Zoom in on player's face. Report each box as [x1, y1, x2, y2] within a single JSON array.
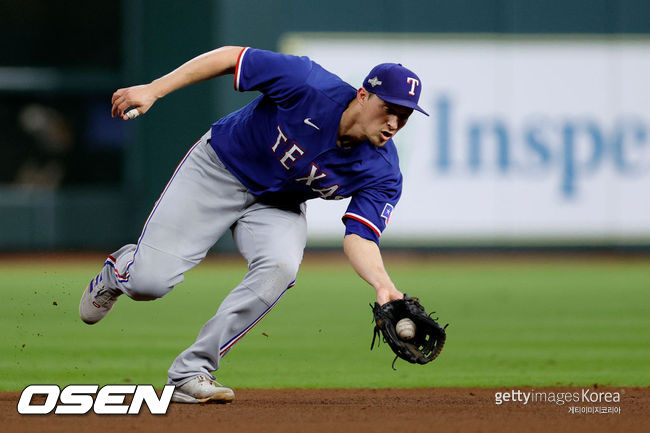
[[363, 93, 413, 147]]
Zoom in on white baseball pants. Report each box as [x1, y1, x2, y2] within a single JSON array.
[[99, 130, 307, 386]]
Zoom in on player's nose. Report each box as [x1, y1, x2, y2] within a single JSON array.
[[386, 115, 398, 131]]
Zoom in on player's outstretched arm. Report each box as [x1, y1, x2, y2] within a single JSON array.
[[111, 45, 244, 120], [343, 234, 404, 305]]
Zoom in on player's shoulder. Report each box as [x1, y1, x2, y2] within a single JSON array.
[[242, 48, 314, 76], [373, 139, 401, 170], [304, 61, 357, 106], [243, 48, 355, 102], [352, 141, 402, 192]]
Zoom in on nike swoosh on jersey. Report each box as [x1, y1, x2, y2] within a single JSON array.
[[303, 118, 320, 130]]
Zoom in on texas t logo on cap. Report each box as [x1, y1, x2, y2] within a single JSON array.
[[362, 63, 429, 116], [406, 77, 420, 96]]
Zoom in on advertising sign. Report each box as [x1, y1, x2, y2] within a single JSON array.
[[283, 35, 650, 244]]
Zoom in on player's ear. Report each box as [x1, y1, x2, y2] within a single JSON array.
[[357, 87, 370, 106]]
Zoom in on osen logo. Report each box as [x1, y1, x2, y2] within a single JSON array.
[[17, 384, 174, 415]]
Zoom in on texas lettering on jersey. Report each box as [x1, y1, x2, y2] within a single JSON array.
[[271, 125, 342, 199]]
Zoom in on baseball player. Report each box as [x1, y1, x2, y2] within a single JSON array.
[[79, 46, 428, 403]]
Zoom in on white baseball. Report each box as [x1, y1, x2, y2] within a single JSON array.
[[396, 318, 416, 341], [125, 108, 140, 119]]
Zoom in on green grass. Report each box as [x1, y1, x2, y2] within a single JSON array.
[[1, 256, 649, 390]]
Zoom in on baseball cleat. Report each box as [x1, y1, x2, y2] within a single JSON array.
[[79, 273, 121, 324], [171, 375, 235, 404]]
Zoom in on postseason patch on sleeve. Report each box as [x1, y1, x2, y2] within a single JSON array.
[[381, 203, 394, 224]]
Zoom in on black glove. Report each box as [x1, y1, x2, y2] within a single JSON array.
[[371, 294, 447, 369]]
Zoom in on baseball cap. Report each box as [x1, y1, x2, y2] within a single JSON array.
[[362, 63, 429, 116]]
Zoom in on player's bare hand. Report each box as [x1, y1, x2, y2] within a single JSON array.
[[111, 84, 158, 120], [376, 287, 404, 306]]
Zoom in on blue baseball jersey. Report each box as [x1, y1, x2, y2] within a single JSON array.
[[210, 47, 402, 243]]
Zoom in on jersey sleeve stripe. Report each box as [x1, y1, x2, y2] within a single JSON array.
[[234, 47, 250, 91], [343, 212, 382, 237]]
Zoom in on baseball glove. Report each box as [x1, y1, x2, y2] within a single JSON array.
[[370, 294, 447, 369]]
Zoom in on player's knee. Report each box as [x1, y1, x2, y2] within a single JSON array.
[[248, 257, 301, 304], [271, 258, 300, 286], [125, 267, 179, 301]]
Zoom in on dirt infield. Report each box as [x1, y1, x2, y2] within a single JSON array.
[[3, 387, 648, 433]]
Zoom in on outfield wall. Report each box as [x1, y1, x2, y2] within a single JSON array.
[[2, 0, 650, 250]]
